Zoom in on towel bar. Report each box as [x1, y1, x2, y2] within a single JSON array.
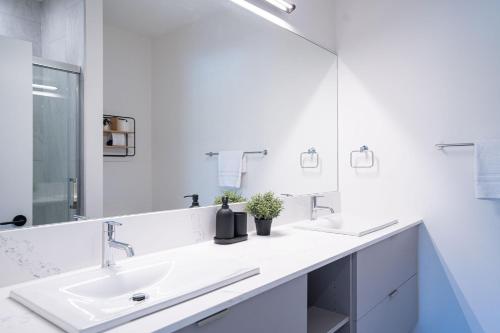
[[435, 143, 474, 150], [205, 150, 268, 157]]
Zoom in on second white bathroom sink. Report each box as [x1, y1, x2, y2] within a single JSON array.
[[295, 214, 398, 236], [10, 253, 259, 333]]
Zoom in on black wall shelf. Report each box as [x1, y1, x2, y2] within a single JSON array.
[[103, 115, 136, 157]]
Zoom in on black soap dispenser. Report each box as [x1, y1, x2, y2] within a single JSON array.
[[215, 196, 234, 240], [184, 194, 200, 208]]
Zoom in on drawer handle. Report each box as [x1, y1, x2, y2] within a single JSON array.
[[388, 289, 399, 298], [196, 309, 229, 327]]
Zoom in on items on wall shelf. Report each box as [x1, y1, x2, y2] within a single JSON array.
[[350, 145, 374, 168], [300, 147, 319, 168], [435, 142, 474, 150], [205, 150, 268, 157], [103, 115, 136, 157]]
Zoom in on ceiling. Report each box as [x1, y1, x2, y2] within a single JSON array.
[[103, 0, 228, 37]]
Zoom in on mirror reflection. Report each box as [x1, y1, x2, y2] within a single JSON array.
[[102, 0, 338, 216], [0, 0, 337, 228]]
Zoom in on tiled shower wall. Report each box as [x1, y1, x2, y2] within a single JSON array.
[[0, 0, 84, 65], [40, 0, 84, 65], [0, 0, 42, 56]]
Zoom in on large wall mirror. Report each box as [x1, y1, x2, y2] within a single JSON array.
[[102, 0, 338, 217], [0, 0, 337, 229]]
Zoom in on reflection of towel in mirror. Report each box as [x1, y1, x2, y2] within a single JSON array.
[[111, 133, 126, 146], [475, 140, 500, 199], [218, 151, 247, 188]]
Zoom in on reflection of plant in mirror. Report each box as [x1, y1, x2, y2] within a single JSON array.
[[245, 192, 284, 220], [214, 191, 247, 205]]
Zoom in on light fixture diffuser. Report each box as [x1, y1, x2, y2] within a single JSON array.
[[32, 83, 58, 91], [32, 90, 63, 98], [263, 0, 296, 13], [230, 0, 295, 31]]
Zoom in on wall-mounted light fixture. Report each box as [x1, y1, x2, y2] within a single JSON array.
[[263, 0, 296, 13], [230, 0, 295, 31]]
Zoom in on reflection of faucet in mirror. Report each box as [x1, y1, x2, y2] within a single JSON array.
[[310, 195, 335, 220], [184, 194, 200, 208], [102, 221, 135, 268]]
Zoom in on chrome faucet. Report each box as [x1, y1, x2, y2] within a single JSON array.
[[310, 195, 335, 220], [102, 221, 135, 268]]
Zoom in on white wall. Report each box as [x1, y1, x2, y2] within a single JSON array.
[[151, 11, 338, 210], [0, 36, 33, 227], [335, 0, 500, 332], [103, 25, 153, 217], [240, 0, 336, 52]]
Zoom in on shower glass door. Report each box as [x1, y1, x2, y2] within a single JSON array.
[[32, 63, 80, 225]]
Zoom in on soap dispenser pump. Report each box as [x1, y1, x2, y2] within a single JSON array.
[[184, 194, 200, 208], [215, 196, 234, 240]]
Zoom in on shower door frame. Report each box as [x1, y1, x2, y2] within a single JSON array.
[[32, 56, 84, 223]]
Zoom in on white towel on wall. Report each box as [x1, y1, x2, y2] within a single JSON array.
[[218, 151, 246, 188], [475, 140, 500, 199], [111, 133, 126, 146]]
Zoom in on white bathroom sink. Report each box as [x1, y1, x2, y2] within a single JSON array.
[[295, 214, 398, 236], [10, 254, 259, 333]]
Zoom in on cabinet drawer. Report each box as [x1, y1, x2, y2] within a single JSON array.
[[356, 274, 418, 333], [172, 275, 307, 333], [355, 227, 418, 319]]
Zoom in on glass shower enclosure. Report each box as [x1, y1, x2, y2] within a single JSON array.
[[32, 58, 81, 225]]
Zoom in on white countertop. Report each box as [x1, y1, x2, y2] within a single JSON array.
[[0, 218, 422, 333]]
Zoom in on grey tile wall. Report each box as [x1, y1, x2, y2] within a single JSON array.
[[40, 0, 84, 65], [0, 0, 42, 56], [0, 0, 84, 65]]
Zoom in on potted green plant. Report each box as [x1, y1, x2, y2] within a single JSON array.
[[214, 191, 247, 205], [245, 192, 284, 236]]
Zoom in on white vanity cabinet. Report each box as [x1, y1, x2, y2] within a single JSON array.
[[353, 227, 418, 333], [172, 276, 307, 333], [172, 226, 418, 333]]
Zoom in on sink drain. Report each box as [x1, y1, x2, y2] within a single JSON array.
[[131, 293, 148, 302]]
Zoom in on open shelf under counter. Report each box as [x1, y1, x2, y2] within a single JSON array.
[[308, 307, 349, 333]]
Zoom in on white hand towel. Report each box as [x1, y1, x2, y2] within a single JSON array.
[[218, 151, 246, 188], [475, 140, 500, 199], [111, 133, 126, 146]]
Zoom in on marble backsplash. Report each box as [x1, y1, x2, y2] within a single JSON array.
[[0, 193, 340, 287]]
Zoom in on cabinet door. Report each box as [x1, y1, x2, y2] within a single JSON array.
[[356, 274, 418, 333], [173, 275, 307, 333], [355, 227, 418, 319]]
